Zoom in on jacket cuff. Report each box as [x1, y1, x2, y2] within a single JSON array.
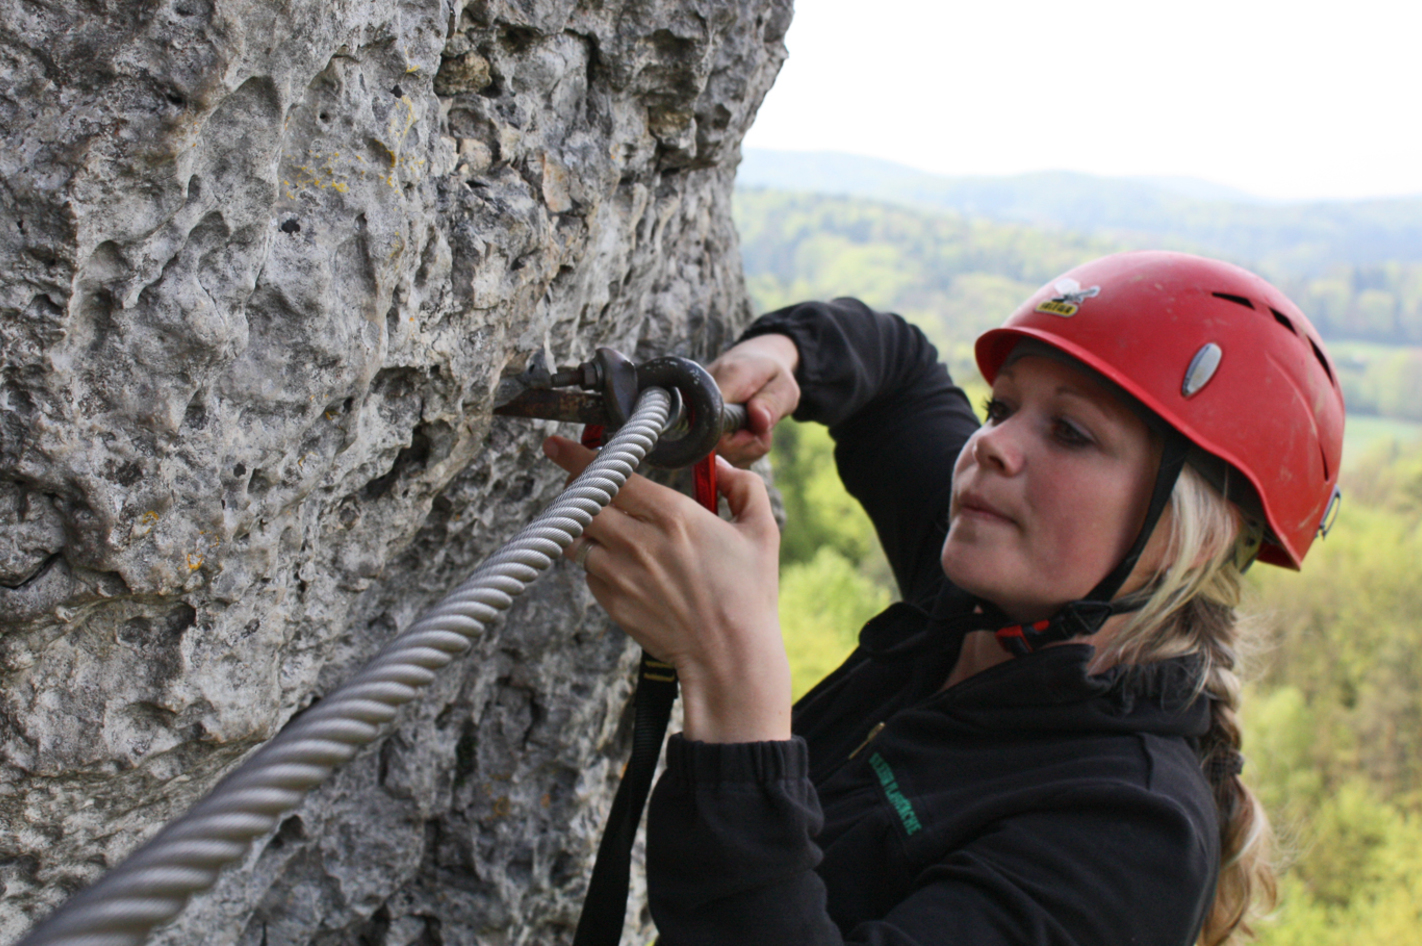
[[737, 302, 863, 425], [663, 733, 811, 788]]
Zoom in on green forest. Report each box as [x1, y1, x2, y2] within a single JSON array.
[[735, 188, 1422, 441], [737, 184, 1422, 943]]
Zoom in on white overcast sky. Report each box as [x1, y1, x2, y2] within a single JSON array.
[[742, 0, 1422, 201]]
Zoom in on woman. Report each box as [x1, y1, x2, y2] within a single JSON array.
[[544, 252, 1345, 945]]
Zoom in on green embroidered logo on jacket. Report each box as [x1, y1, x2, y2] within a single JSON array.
[[868, 752, 923, 835]]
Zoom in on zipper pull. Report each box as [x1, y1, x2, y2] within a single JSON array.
[[847, 721, 886, 761]]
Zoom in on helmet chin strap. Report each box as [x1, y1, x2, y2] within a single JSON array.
[[994, 433, 1190, 657]]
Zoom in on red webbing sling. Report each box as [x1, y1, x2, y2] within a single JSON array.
[[572, 426, 718, 946]]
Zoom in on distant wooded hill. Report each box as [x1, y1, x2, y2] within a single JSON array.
[[732, 185, 1422, 424], [737, 149, 1422, 274]]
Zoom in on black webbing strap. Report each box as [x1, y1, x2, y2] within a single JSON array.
[[573, 438, 717, 945], [572, 653, 678, 946]]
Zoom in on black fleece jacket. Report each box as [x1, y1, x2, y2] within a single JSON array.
[[644, 300, 1219, 946]]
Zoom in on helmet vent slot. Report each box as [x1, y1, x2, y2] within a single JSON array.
[[1270, 308, 1298, 335], [1212, 291, 1255, 309], [1309, 337, 1337, 387]]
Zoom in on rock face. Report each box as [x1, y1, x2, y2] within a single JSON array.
[[0, 0, 789, 942]]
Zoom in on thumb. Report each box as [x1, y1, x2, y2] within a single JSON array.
[[746, 398, 779, 437], [745, 373, 798, 435], [715, 456, 777, 538]]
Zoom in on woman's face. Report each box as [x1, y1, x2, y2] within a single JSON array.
[[941, 354, 1162, 623]]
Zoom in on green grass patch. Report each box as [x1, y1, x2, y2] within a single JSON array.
[[1343, 414, 1422, 468]]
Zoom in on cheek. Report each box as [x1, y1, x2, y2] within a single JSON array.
[[1041, 469, 1148, 567], [952, 432, 977, 479], [942, 434, 982, 557]]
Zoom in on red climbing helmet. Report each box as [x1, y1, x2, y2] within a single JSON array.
[[976, 251, 1345, 570]]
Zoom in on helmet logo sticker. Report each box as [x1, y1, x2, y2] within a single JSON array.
[[1182, 342, 1223, 398], [1035, 279, 1101, 317]]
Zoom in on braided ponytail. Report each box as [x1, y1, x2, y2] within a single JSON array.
[[1184, 597, 1276, 945], [1102, 465, 1277, 945]]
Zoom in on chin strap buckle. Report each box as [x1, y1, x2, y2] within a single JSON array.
[[994, 600, 1117, 657], [994, 619, 1052, 657]]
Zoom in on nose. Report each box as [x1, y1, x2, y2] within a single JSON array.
[[971, 418, 1024, 475]]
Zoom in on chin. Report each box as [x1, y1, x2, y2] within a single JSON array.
[[941, 541, 1002, 602], [940, 540, 1042, 622]]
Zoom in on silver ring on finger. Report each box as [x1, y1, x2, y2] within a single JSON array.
[[574, 539, 597, 568]]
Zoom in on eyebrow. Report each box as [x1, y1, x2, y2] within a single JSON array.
[[999, 366, 1123, 420], [1049, 386, 1144, 435], [1053, 385, 1146, 435]]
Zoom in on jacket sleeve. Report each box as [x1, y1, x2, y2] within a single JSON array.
[[646, 738, 1214, 946], [739, 300, 979, 606]]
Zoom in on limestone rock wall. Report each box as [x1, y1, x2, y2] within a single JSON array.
[[0, 0, 790, 942]]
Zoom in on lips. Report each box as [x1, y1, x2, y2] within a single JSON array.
[[955, 490, 1016, 526]]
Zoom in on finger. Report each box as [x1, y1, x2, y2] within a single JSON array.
[[543, 435, 597, 477], [711, 365, 783, 434], [566, 536, 597, 567], [746, 373, 798, 433], [544, 435, 668, 500], [579, 492, 657, 553], [716, 428, 771, 468], [601, 464, 711, 526], [545, 434, 690, 522], [747, 399, 772, 436], [572, 521, 660, 588], [719, 401, 771, 442], [543, 438, 655, 545], [712, 338, 800, 422], [708, 353, 774, 406], [715, 456, 778, 539]]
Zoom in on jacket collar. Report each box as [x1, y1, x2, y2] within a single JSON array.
[[861, 585, 1211, 739]]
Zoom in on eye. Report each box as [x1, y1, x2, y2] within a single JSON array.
[[981, 396, 1011, 424], [1051, 416, 1092, 448]]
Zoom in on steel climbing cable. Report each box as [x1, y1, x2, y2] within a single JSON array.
[[15, 387, 674, 946]]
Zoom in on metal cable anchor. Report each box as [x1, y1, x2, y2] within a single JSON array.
[[493, 348, 748, 468]]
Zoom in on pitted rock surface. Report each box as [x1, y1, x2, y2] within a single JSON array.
[[0, 0, 790, 942]]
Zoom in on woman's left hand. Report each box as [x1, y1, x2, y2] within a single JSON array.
[[543, 436, 792, 744]]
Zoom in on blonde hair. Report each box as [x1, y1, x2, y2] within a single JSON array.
[[1099, 463, 1278, 946]]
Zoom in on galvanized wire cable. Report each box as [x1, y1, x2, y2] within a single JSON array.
[[15, 387, 673, 946]]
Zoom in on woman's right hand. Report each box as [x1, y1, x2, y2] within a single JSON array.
[[545, 438, 792, 743], [708, 333, 801, 467]]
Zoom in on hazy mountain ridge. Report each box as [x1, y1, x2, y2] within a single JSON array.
[[737, 149, 1422, 274]]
